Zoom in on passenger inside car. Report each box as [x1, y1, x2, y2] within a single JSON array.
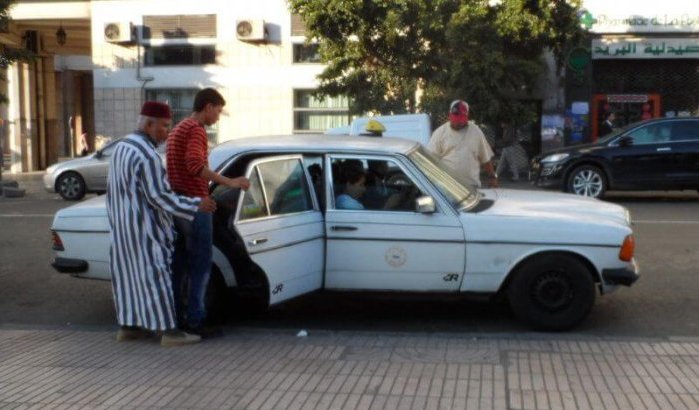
[[363, 160, 391, 209], [335, 160, 367, 210], [333, 158, 419, 211]]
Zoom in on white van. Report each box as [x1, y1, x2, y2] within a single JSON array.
[[326, 113, 432, 146]]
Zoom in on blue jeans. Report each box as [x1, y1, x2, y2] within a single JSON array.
[[173, 211, 212, 328]]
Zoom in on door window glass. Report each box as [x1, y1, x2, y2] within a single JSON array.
[[258, 159, 314, 216], [627, 123, 672, 144], [239, 169, 268, 221], [330, 157, 423, 212], [99, 140, 120, 156], [671, 120, 699, 142]]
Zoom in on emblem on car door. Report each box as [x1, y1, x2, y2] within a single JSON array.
[[385, 246, 407, 268], [442, 273, 459, 282], [272, 283, 283, 295]]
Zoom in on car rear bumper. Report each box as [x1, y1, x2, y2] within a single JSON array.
[[52, 257, 88, 274], [602, 263, 639, 287]]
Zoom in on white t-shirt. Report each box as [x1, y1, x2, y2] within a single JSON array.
[[427, 122, 494, 187]]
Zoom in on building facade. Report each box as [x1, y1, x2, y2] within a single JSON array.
[[573, 0, 699, 142], [3, 0, 348, 174], [6, 1, 697, 172]]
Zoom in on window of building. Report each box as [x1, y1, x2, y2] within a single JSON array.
[[293, 90, 351, 133], [143, 44, 216, 66], [143, 14, 217, 39], [145, 89, 219, 144], [293, 43, 320, 63]]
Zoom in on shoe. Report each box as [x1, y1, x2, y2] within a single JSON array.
[[160, 330, 201, 347], [185, 325, 224, 339], [116, 326, 154, 342]]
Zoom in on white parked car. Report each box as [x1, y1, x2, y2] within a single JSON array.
[[50, 134, 639, 330]]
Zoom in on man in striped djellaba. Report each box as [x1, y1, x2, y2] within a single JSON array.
[[106, 101, 217, 347]]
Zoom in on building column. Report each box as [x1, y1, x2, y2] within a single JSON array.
[[42, 57, 59, 167], [6, 63, 23, 174], [19, 61, 39, 172]]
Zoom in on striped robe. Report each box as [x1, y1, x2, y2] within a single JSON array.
[[106, 132, 200, 331]]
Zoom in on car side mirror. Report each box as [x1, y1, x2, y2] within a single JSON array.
[[415, 195, 436, 214], [94, 150, 104, 159], [618, 136, 633, 147]]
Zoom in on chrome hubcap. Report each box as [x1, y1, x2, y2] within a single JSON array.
[[59, 176, 81, 198], [572, 170, 603, 197]]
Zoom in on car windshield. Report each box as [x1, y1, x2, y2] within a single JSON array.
[[408, 147, 479, 211]]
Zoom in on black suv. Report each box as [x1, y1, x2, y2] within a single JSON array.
[[530, 117, 699, 198]]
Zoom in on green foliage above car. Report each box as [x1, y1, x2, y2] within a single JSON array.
[[288, 0, 585, 125]]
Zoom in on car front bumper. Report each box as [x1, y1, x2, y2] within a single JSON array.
[[529, 160, 567, 189], [52, 257, 88, 274], [43, 172, 56, 192], [602, 261, 639, 287]]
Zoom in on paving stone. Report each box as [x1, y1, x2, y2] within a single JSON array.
[[1, 328, 699, 409]]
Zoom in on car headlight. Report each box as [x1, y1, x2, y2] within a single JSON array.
[[541, 153, 570, 163], [45, 164, 58, 174]]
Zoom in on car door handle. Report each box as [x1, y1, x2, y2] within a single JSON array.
[[656, 147, 671, 152], [248, 238, 268, 246], [331, 225, 358, 231]]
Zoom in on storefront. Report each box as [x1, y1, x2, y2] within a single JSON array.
[[583, 1, 699, 141]]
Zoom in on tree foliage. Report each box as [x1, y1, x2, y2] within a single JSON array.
[[289, 0, 584, 125]]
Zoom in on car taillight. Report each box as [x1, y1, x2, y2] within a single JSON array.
[[52, 230, 64, 251], [619, 235, 634, 262]]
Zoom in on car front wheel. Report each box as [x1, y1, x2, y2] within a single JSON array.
[[566, 165, 606, 198], [507, 253, 596, 331], [56, 172, 86, 201]]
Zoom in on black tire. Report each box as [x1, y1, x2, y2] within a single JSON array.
[[56, 172, 86, 201], [566, 165, 606, 199], [205, 267, 230, 325], [507, 253, 596, 331]]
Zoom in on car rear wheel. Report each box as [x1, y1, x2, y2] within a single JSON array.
[[566, 165, 606, 198], [56, 172, 86, 201], [507, 253, 596, 331]]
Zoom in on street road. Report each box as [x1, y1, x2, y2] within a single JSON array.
[[1, 182, 698, 338]]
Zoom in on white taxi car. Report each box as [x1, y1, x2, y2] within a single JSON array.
[[50, 135, 639, 330]]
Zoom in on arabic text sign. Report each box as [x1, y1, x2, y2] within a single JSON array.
[[592, 38, 699, 59], [589, 14, 699, 33]]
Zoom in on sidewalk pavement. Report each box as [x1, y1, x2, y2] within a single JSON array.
[[1, 326, 698, 409]]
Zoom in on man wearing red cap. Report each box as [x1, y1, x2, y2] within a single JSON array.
[[167, 88, 249, 338], [428, 100, 498, 188], [106, 101, 217, 346]]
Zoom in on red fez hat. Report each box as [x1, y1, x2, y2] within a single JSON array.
[[140, 101, 172, 119]]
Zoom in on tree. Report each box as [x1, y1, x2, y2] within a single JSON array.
[[289, 0, 585, 125]]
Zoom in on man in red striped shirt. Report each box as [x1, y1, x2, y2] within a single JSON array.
[[167, 88, 249, 337]]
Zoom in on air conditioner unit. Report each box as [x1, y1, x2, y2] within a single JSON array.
[[103, 22, 133, 43], [236, 19, 267, 42]]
